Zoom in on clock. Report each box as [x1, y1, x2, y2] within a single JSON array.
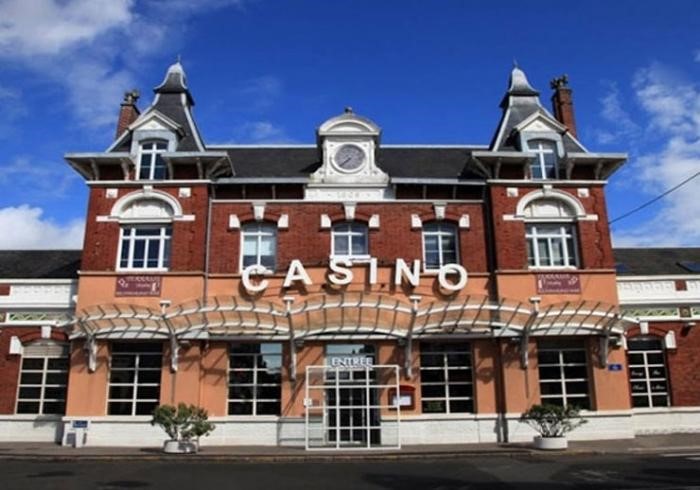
[[333, 144, 365, 171]]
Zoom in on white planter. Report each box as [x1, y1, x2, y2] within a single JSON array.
[[162, 440, 198, 454], [533, 436, 568, 450]]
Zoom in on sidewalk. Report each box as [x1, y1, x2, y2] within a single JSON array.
[[1, 434, 699, 462]]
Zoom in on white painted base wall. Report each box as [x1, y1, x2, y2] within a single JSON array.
[[631, 407, 700, 435], [57, 410, 642, 447], [0, 415, 63, 443]]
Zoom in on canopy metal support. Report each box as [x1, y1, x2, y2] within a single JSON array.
[[284, 296, 297, 382], [598, 313, 621, 368], [162, 316, 180, 372], [404, 295, 421, 379]]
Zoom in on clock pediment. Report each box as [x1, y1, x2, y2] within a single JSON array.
[[307, 108, 391, 201]]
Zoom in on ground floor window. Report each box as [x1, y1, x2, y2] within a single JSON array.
[[419, 342, 473, 413], [627, 337, 670, 408], [108, 343, 163, 415], [538, 339, 590, 409], [16, 342, 69, 415], [228, 343, 282, 415]]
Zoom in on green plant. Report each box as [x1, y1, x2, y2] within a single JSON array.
[[151, 403, 215, 442], [520, 403, 587, 438]]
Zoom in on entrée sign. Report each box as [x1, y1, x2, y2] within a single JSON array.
[[241, 258, 468, 295], [115, 276, 162, 297], [330, 356, 374, 368]]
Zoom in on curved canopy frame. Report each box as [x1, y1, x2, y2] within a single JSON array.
[[66, 294, 637, 377]]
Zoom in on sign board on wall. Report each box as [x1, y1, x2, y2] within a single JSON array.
[[536, 273, 581, 294], [115, 276, 162, 297]]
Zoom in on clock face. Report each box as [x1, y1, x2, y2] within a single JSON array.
[[333, 144, 365, 171]]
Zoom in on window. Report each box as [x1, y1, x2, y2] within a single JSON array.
[[228, 344, 282, 415], [108, 343, 162, 416], [526, 224, 577, 268], [538, 340, 590, 409], [422, 223, 459, 270], [527, 139, 558, 179], [16, 342, 69, 415], [119, 226, 172, 270], [138, 141, 168, 180], [331, 222, 368, 259], [420, 343, 473, 414], [241, 223, 277, 271], [628, 337, 670, 408]]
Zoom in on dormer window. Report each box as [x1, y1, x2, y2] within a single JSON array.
[[527, 139, 558, 179], [138, 140, 168, 180]]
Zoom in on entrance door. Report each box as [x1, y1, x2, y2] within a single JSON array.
[[304, 344, 401, 450]]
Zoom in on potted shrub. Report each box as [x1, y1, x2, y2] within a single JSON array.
[[151, 403, 215, 454], [520, 403, 587, 450]]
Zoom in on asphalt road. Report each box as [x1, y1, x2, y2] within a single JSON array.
[[2, 453, 700, 489]]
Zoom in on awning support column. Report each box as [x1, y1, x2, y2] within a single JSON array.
[[284, 296, 297, 382], [162, 316, 180, 372], [598, 313, 621, 369], [520, 297, 541, 369], [404, 295, 421, 379]]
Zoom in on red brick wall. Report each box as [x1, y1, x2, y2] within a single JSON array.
[[627, 321, 700, 407], [81, 185, 209, 272], [208, 202, 488, 274], [0, 328, 69, 415], [488, 185, 614, 270]]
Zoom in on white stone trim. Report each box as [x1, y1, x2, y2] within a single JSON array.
[[277, 214, 289, 229], [228, 214, 240, 229], [178, 187, 191, 198], [105, 188, 118, 199], [368, 214, 380, 229], [577, 188, 590, 198], [252, 202, 266, 221], [343, 202, 356, 221], [433, 202, 446, 220], [411, 214, 422, 229], [459, 215, 470, 229], [506, 187, 519, 197], [320, 214, 332, 229]]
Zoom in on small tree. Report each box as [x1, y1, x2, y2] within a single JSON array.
[[520, 404, 587, 438], [151, 403, 215, 442]]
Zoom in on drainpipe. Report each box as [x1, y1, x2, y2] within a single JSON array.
[[203, 191, 213, 306]]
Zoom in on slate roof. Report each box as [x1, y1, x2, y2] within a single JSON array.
[[0, 250, 81, 279], [217, 146, 485, 179], [614, 248, 700, 276]]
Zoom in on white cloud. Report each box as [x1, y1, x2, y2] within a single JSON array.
[[0, 0, 245, 129], [227, 121, 297, 144], [0, 0, 133, 56], [595, 82, 640, 144], [0, 205, 84, 249], [612, 62, 700, 247]]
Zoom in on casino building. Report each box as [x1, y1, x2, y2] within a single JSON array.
[[0, 62, 699, 449]]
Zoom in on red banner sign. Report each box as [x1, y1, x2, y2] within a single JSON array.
[[536, 273, 581, 294], [115, 276, 162, 297]]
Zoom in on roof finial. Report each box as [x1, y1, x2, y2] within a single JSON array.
[[513, 58, 518, 69], [344, 106, 353, 114], [176, 54, 182, 64]]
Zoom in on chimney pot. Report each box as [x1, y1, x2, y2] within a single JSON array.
[[550, 75, 577, 138], [116, 89, 141, 139]]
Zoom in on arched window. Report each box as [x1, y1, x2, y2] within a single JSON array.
[[524, 198, 578, 268], [331, 222, 368, 259], [422, 222, 459, 271], [240, 223, 277, 271], [16, 341, 69, 415], [115, 194, 176, 271], [527, 139, 558, 179], [627, 337, 670, 408], [138, 140, 168, 180]]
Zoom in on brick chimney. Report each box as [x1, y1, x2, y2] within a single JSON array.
[[116, 89, 140, 139], [550, 75, 577, 138]]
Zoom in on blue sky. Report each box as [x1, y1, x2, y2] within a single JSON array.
[[0, 0, 699, 248]]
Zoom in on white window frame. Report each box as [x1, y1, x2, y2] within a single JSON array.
[[419, 343, 474, 414], [137, 140, 168, 180], [107, 344, 162, 416], [228, 343, 283, 416], [330, 222, 369, 260], [538, 344, 590, 409], [627, 338, 670, 408], [240, 223, 277, 273], [526, 223, 578, 269], [117, 225, 172, 271], [527, 139, 558, 180], [422, 222, 459, 271], [15, 349, 68, 415]]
